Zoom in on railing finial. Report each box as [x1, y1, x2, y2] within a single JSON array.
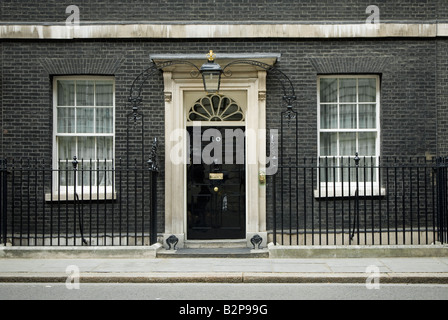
[[72, 156, 78, 170], [354, 152, 360, 167]]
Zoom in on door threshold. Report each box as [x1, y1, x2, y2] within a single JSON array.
[[184, 239, 247, 249], [157, 247, 269, 259]]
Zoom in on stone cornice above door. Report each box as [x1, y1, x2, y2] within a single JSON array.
[[151, 53, 280, 79]]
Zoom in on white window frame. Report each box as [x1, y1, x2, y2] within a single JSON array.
[[50, 76, 116, 200], [316, 75, 382, 197]]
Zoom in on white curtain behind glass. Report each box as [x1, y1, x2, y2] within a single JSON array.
[[319, 77, 377, 158], [56, 79, 114, 187], [319, 77, 378, 182]]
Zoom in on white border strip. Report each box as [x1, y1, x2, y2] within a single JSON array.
[[0, 23, 447, 39]]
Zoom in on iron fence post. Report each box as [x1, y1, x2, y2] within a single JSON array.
[[72, 156, 78, 245], [272, 171, 277, 245], [350, 153, 361, 245], [436, 158, 441, 243], [445, 158, 448, 244], [436, 157, 448, 244], [148, 138, 159, 245], [0, 159, 7, 245]]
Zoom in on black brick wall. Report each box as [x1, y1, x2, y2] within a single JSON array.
[[1, 39, 442, 159], [0, 38, 446, 235], [0, 42, 3, 156], [437, 40, 448, 156], [0, 0, 445, 23], [1, 0, 448, 238]]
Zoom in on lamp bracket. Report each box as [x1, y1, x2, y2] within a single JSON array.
[[128, 56, 297, 113]]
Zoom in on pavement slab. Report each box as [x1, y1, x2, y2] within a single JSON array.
[[1, 257, 448, 284]]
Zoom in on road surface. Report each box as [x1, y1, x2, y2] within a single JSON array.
[[1, 283, 447, 300]]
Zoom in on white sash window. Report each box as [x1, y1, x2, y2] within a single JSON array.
[[318, 75, 380, 193], [52, 76, 115, 198]]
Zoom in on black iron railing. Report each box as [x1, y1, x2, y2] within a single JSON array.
[[2, 152, 448, 247], [0, 155, 159, 246], [270, 155, 448, 246]]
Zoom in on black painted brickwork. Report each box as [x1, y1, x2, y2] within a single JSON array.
[[0, 39, 443, 157], [0, 38, 447, 234], [0, 0, 447, 23], [437, 40, 448, 156]]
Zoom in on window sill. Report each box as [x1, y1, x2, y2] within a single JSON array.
[[45, 192, 117, 202], [314, 186, 386, 199]]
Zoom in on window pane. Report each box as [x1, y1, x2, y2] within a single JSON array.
[[339, 78, 357, 103], [57, 81, 75, 106], [340, 104, 357, 129], [359, 132, 376, 156], [58, 138, 77, 187], [359, 104, 376, 129], [319, 157, 336, 183], [76, 108, 95, 133], [76, 80, 94, 106], [341, 157, 357, 183], [359, 157, 377, 182], [320, 133, 337, 156], [58, 137, 76, 160], [97, 161, 113, 187], [78, 160, 94, 187], [320, 104, 338, 129], [317, 76, 379, 184], [320, 78, 338, 103], [358, 78, 377, 102], [55, 78, 115, 188], [58, 161, 74, 187], [96, 108, 113, 133], [78, 137, 96, 160], [95, 81, 114, 106], [57, 107, 75, 133], [97, 137, 113, 160], [340, 133, 356, 156]]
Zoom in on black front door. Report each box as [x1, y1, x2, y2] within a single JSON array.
[[187, 126, 246, 239]]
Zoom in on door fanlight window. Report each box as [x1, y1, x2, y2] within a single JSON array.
[[187, 94, 245, 122]]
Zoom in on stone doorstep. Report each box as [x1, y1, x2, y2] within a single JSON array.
[[157, 247, 269, 258]]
